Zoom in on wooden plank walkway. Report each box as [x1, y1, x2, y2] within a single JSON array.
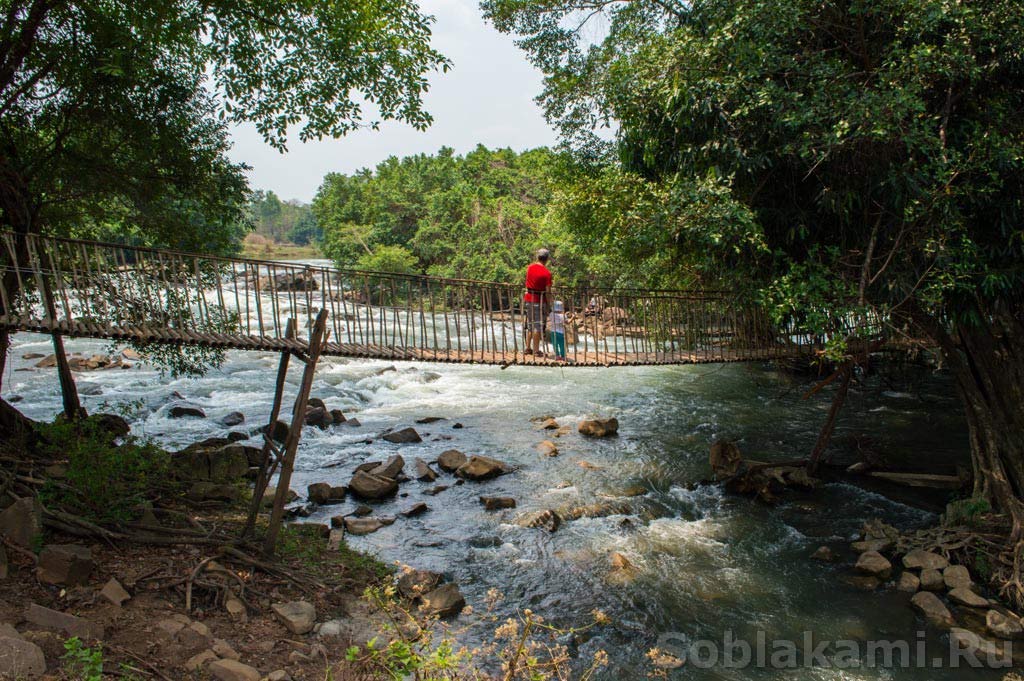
[[0, 231, 882, 367]]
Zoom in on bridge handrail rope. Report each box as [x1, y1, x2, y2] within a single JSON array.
[[0, 230, 888, 367]]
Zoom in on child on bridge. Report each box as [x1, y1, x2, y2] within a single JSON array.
[[547, 300, 567, 362]]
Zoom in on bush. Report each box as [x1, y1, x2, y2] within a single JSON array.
[[37, 419, 174, 523]]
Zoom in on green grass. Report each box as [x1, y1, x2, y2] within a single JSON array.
[[275, 523, 390, 581]]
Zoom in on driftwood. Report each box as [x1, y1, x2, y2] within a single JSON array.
[[867, 471, 965, 489]]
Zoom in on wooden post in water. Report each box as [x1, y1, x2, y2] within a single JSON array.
[[263, 309, 328, 555], [241, 317, 297, 539], [39, 252, 82, 420]]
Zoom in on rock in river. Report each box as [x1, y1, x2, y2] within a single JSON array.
[[420, 583, 465, 618], [480, 496, 516, 510], [415, 458, 437, 481], [455, 455, 512, 481], [578, 418, 618, 438], [383, 428, 422, 444], [348, 471, 399, 500], [437, 449, 467, 473]]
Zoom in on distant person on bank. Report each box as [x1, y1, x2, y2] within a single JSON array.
[[523, 249, 552, 357]]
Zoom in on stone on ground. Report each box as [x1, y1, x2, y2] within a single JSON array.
[[36, 544, 94, 586], [897, 571, 921, 593], [910, 591, 955, 628], [986, 609, 1024, 640], [455, 455, 511, 481], [185, 649, 218, 671], [100, 577, 131, 606], [920, 568, 945, 592], [902, 549, 949, 571], [420, 583, 466, 618], [855, 551, 892, 579], [0, 497, 43, 548], [209, 658, 262, 681], [348, 470, 399, 500], [948, 587, 989, 608], [437, 449, 467, 472], [225, 594, 248, 622], [382, 428, 422, 444], [578, 418, 619, 438], [0, 635, 46, 677], [943, 565, 973, 591], [271, 601, 316, 635], [25, 603, 103, 639]]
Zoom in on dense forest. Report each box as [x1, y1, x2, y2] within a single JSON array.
[[247, 190, 320, 245]]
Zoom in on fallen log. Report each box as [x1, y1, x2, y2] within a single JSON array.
[[867, 471, 965, 490]]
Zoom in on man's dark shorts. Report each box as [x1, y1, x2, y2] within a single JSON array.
[[525, 302, 544, 332]]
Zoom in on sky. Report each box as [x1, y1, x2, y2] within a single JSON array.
[[227, 0, 559, 203]]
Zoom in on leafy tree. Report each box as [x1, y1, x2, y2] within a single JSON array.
[[356, 244, 419, 274], [486, 0, 1024, 534]]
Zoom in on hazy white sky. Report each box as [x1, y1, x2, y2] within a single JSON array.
[[227, 0, 558, 203]]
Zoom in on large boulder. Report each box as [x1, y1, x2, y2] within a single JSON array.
[[437, 450, 467, 473], [578, 418, 619, 438], [25, 603, 103, 639], [414, 458, 437, 482], [348, 471, 399, 500], [910, 591, 955, 628], [0, 497, 43, 548], [455, 456, 512, 481], [420, 583, 465, 618], [383, 428, 422, 444], [36, 544, 94, 586], [220, 411, 245, 427], [169, 405, 206, 419], [307, 483, 332, 505], [271, 601, 316, 635], [0, 636, 46, 677]]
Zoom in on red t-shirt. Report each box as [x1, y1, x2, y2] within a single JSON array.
[[524, 262, 552, 303]]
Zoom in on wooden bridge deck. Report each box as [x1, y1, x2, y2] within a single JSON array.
[[0, 232, 879, 367]]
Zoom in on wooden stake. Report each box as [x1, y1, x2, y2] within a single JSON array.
[[808, 360, 853, 474], [263, 309, 328, 555], [241, 318, 296, 539]]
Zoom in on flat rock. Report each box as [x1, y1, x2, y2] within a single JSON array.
[[0, 497, 43, 548], [100, 578, 131, 606], [943, 565, 973, 591], [949, 587, 989, 608], [25, 603, 103, 639], [986, 609, 1024, 640], [225, 594, 247, 623], [271, 601, 316, 635], [209, 658, 262, 681], [344, 517, 388, 535], [348, 470, 399, 500], [36, 544, 94, 586], [437, 450, 467, 473], [420, 583, 465, 618], [855, 551, 892, 579], [903, 550, 949, 571], [920, 568, 945, 592], [578, 418, 618, 438], [897, 571, 921, 593], [455, 455, 512, 481], [423, 485, 449, 496], [397, 569, 442, 600], [911, 591, 955, 628], [382, 428, 421, 444], [416, 417, 445, 424], [414, 458, 437, 482], [0, 636, 46, 677], [480, 496, 516, 511]]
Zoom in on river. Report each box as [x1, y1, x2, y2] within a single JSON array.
[[2, 329, 1007, 679]]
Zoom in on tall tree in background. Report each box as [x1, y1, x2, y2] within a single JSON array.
[[486, 0, 1024, 534]]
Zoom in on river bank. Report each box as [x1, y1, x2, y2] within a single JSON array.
[[2, 331, 1015, 679]]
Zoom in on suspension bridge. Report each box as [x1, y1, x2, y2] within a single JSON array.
[[0, 231, 879, 368]]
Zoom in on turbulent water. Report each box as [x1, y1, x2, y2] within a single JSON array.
[[2, 329, 1006, 679]]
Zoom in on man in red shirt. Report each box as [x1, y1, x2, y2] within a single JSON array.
[[523, 248, 552, 356]]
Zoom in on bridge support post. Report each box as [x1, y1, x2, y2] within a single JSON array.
[[263, 309, 329, 556], [241, 318, 297, 539], [52, 332, 83, 420]]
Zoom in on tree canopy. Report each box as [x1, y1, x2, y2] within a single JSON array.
[[0, 0, 449, 250]]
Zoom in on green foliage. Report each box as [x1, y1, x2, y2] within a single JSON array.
[[63, 637, 103, 681], [275, 524, 390, 580], [944, 497, 993, 528], [485, 0, 1024, 332], [37, 420, 174, 524], [247, 190, 321, 245]]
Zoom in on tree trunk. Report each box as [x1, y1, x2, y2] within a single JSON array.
[[919, 304, 1024, 539]]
